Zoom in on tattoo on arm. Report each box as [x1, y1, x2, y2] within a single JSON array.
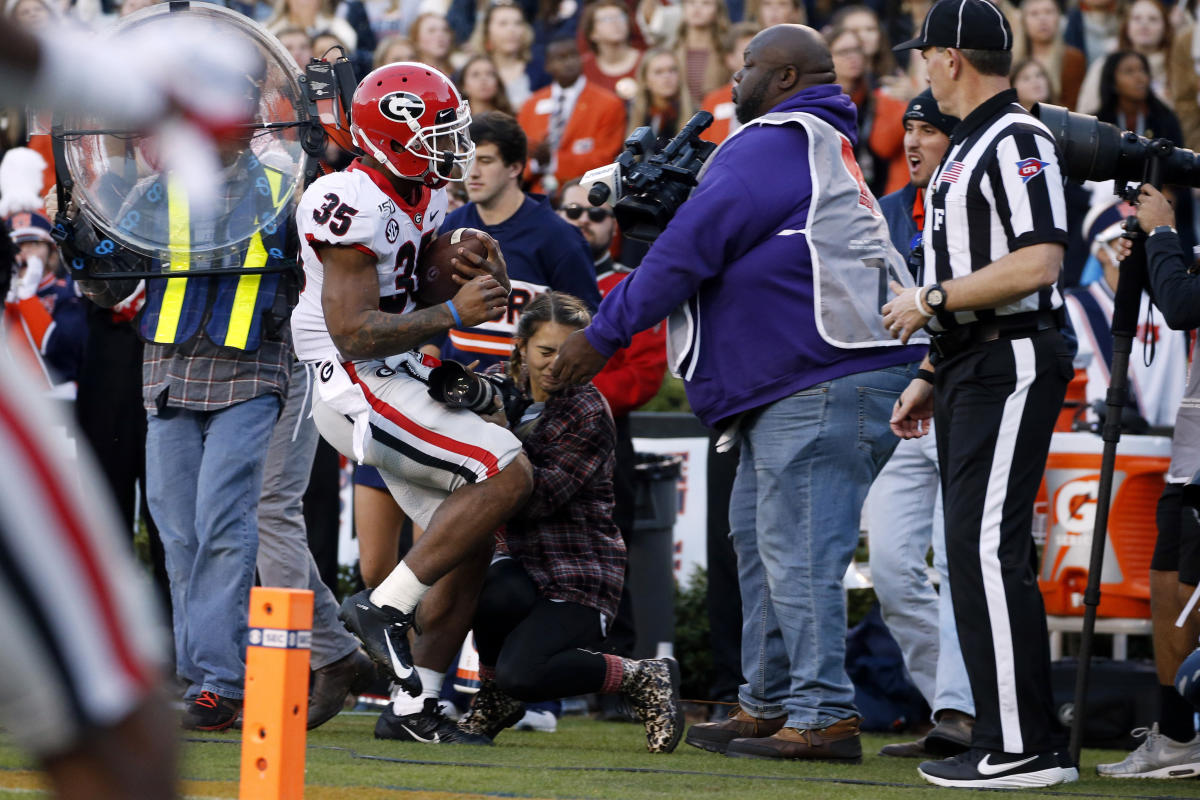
[[334, 304, 455, 360], [321, 242, 454, 360]]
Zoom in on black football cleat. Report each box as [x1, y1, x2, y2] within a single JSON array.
[[337, 589, 421, 697], [376, 697, 494, 745]]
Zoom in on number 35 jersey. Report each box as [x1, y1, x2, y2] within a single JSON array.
[[291, 159, 447, 363]]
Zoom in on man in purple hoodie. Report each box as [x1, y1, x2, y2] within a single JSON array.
[[551, 24, 926, 762]]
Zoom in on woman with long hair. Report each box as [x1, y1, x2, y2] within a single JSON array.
[[455, 53, 516, 115], [673, 0, 731, 106], [1096, 50, 1194, 255], [1078, 0, 1173, 113], [828, 26, 906, 197], [744, 0, 804, 27], [372, 33, 417, 67], [454, 292, 684, 752], [1010, 57, 1056, 110], [627, 48, 695, 145], [1011, 0, 1086, 110], [475, 0, 547, 109], [408, 11, 459, 77], [580, 0, 642, 100]]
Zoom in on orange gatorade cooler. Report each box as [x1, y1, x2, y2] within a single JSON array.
[[1038, 432, 1171, 619]]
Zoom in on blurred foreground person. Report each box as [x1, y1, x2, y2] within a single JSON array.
[[0, 236, 175, 800]]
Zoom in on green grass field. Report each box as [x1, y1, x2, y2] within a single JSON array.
[[3, 711, 1200, 799]]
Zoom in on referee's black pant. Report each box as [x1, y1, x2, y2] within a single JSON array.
[[934, 328, 1072, 754]]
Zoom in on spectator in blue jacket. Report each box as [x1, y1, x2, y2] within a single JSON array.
[[870, 90, 977, 761], [551, 23, 924, 762]]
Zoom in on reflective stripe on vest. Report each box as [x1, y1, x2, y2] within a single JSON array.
[[143, 167, 288, 349]]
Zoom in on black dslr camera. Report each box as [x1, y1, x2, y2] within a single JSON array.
[[426, 360, 527, 427], [1034, 104, 1200, 190], [580, 111, 719, 243]]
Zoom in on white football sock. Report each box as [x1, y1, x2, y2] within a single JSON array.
[[391, 668, 446, 715], [370, 561, 430, 614]]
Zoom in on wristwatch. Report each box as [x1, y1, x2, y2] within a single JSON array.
[[1149, 225, 1177, 238], [923, 283, 948, 313]]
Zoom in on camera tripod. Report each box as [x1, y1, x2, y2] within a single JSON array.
[[1068, 150, 1168, 766]]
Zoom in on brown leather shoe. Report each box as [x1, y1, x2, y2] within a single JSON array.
[[684, 708, 787, 754], [879, 736, 931, 758], [923, 709, 973, 756], [725, 716, 863, 763], [307, 647, 376, 730]]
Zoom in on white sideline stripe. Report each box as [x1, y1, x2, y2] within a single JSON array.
[[981, 337, 1036, 754]]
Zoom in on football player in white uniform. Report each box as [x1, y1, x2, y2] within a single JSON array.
[[290, 64, 533, 738]]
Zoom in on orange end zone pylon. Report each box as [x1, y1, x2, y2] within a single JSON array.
[[239, 587, 314, 800]]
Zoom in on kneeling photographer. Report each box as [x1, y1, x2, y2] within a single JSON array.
[[453, 292, 684, 753], [551, 24, 924, 762], [1099, 183, 1200, 778]]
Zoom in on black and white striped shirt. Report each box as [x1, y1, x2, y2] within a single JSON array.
[[923, 89, 1067, 332]]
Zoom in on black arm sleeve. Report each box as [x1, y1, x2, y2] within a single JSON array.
[[1144, 232, 1200, 330]]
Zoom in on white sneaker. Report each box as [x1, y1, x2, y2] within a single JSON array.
[[1096, 724, 1200, 779], [514, 709, 558, 733]]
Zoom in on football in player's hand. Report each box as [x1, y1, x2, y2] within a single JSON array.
[[415, 228, 490, 306]]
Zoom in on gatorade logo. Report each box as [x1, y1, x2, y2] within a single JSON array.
[[1053, 475, 1099, 537]]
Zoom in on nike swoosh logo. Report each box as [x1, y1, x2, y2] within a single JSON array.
[[399, 723, 438, 743], [977, 754, 1039, 775], [384, 629, 414, 679]]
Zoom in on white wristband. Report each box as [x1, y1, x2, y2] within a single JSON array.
[[915, 286, 934, 318]]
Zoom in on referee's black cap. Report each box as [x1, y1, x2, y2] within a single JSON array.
[[903, 90, 960, 137], [893, 0, 1013, 52]]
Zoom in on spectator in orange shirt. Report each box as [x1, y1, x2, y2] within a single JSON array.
[[827, 25, 906, 197], [581, 0, 643, 101], [518, 34, 626, 193], [627, 48, 694, 145], [699, 21, 759, 145]]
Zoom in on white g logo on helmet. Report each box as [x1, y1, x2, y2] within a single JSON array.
[[379, 91, 426, 124]]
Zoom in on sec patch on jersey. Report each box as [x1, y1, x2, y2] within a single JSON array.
[[415, 228, 491, 306]]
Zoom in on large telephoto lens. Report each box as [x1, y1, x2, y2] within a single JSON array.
[[1035, 103, 1200, 187]]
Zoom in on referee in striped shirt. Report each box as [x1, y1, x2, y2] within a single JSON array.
[[883, 0, 1076, 789]]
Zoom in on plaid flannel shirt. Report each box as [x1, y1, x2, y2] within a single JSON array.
[[498, 382, 626, 620], [141, 336, 290, 413]]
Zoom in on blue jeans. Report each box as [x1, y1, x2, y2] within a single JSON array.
[[731, 365, 910, 728], [256, 362, 357, 670], [866, 428, 974, 718], [146, 394, 280, 699]]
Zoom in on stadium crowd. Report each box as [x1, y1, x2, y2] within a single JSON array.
[[3, 0, 1200, 792]]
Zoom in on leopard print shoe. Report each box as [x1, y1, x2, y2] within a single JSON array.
[[620, 657, 684, 754], [458, 678, 524, 741]]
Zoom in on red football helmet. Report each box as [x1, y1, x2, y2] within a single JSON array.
[[350, 63, 474, 187]]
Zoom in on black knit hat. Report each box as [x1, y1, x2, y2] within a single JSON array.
[[903, 90, 960, 137]]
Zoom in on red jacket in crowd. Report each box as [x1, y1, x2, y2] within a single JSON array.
[[518, 81, 627, 192]]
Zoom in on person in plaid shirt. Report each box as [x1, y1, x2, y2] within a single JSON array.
[[456, 292, 683, 753]]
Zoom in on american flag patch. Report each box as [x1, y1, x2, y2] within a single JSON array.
[[940, 162, 964, 184]]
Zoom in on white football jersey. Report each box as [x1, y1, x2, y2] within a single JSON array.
[[291, 161, 447, 363]]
